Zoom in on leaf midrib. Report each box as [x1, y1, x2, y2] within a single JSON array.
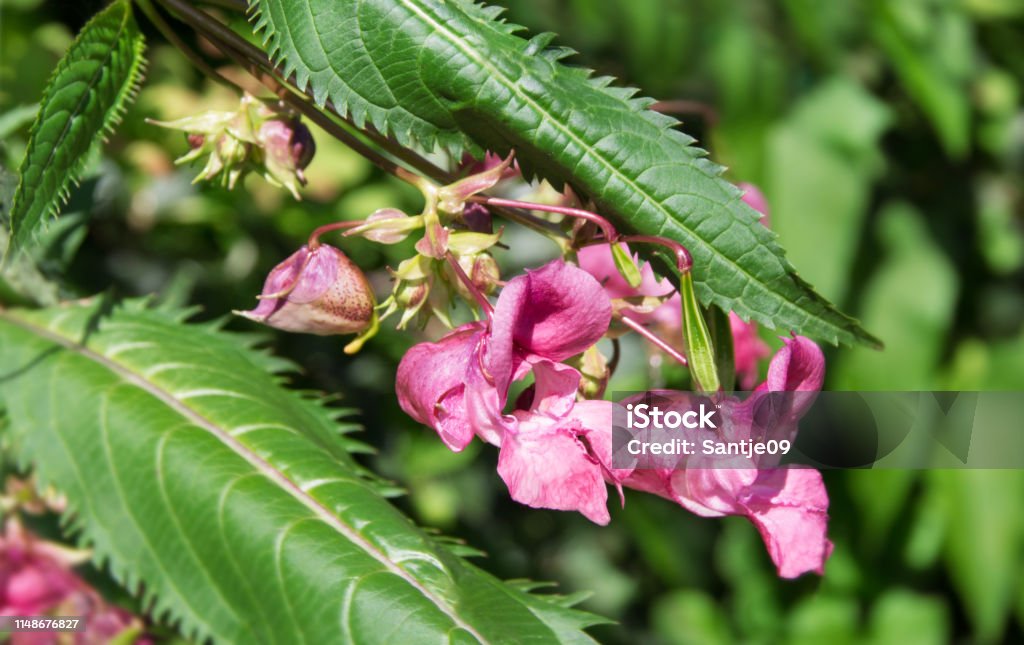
[[392, 0, 848, 341], [0, 308, 488, 644]]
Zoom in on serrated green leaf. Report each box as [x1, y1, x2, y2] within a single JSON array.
[[0, 299, 603, 643], [249, 0, 879, 347], [8, 0, 145, 253]]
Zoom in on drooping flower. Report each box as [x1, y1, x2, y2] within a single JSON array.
[[396, 260, 618, 520], [620, 335, 832, 578], [235, 244, 377, 343]]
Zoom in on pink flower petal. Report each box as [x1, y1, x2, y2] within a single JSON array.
[[577, 243, 674, 299], [396, 323, 484, 451], [497, 417, 610, 525], [493, 261, 611, 362], [741, 468, 832, 578], [763, 335, 825, 392], [527, 359, 581, 417]]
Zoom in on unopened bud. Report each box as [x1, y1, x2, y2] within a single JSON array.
[[347, 208, 423, 244], [453, 253, 499, 298], [235, 244, 375, 336], [257, 118, 317, 199]]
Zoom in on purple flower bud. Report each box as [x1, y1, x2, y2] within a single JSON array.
[[236, 244, 376, 336], [461, 203, 492, 233], [289, 120, 316, 170], [259, 118, 316, 172]]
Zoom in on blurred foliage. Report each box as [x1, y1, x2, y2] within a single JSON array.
[[2, 0, 1024, 643]]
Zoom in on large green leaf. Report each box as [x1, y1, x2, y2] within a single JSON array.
[[0, 299, 601, 643], [7, 0, 145, 253], [250, 0, 878, 347]]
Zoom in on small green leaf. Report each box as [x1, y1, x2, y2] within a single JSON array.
[[680, 272, 719, 393], [610, 243, 643, 288], [8, 0, 145, 253]]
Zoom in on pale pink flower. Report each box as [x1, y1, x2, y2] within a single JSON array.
[[236, 244, 375, 336], [1, 520, 148, 644], [397, 260, 617, 521], [620, 336, 832, 578]]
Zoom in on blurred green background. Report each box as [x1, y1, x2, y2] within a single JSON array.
[[3, 0, 1024, 642]]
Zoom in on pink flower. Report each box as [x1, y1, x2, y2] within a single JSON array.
[[576, 243, 674, 301], [236, 244, 376, 336], [397, 260, 617, 521], [1, 520, 147, 644], [730, 312, 771, 389], [738, 181, 770, 226], [620, 336, 832, 578], [397, 258, 831, 577], [497, 361, 623, 524]]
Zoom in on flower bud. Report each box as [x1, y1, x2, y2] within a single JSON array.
[[451, 252, 499, 300], [148, 93, 317, 200], [569, 345, 610, 399], [235, 244, 376, 336], [258, 117, 317, 198], [346, 208, 423, 244], [461, 203, 492, 233]]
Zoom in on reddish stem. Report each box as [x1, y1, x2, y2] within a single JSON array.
[[308, 220, 365, 248], [445, 252, 494, 318], [469, 195, 618, 243], [620, 234, 693, 274], [618, 314, 688, 367]]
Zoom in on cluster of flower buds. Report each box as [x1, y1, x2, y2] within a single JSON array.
[[344, 156, 512, 328], [148, 93, 315, 199]]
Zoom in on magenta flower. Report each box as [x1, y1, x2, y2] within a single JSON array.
[[397, 257, 830, 576], [236, 244, 376, 337], [1, 520, 147, 644], [621, 336, 832, 578], [397, 260, 618, 521], [497, 361, 623, 524], [738, 181, 770, 226]]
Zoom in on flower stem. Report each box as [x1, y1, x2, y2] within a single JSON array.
[[620, 234, 692, 273], [618, 314, 688, 367], [469, 195, 618, 243], [445, 252, 493, 319], [308, 221, 365, 249]]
